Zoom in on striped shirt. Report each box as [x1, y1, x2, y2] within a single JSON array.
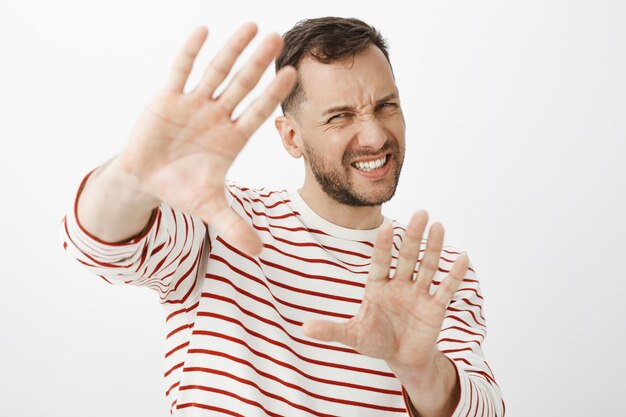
[[61, 172, 505, 416]]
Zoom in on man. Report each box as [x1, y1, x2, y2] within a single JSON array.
[[61, 17, 504, 416]]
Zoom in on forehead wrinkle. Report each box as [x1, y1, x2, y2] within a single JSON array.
[[298, 47, 398, 121], [321, 92, 399, 117]]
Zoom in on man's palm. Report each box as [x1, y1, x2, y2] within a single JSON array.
[[303, 212, 470, 372], [115, 24, 296, 254]]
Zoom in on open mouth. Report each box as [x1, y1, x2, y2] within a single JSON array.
[[350, 154, 390, 172]]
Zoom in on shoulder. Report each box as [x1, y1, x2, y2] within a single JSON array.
[[224, 180, 293, 216]]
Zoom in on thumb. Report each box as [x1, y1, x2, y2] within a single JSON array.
[[302, 320, 353, 347], [204, 203, 262, 256]]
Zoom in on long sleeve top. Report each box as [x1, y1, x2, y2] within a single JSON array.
[[60, 173, 505, 416]]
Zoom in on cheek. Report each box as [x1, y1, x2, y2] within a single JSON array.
[[322, 134, 352, 162], [386, 119, 406, 147], [386, 114, 406, 133]]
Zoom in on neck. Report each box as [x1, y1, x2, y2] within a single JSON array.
[[298, 180, 384, 230]]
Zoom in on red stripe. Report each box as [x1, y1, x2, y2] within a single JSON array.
[[71, 169, 158, 246], [161, 240, 205, 304], [158, 208, 182, 273], [193, 311, 395, 378], [148, 233, 172, 276], [165, 341, 189, 358], [236, 186, 288, 198], [445, 314, 477, 329], [180, 377, 335, 417], [442, 347, 474, 355], [440, 325, 485, 338], [204, 274, 302, 326], [164, 361, 184, 378], [464, 378, 474, 417], [456, 287, 485, 300], [98, 275, 112, 284], [192, 330, 402, 395], [452, 357, 472, 366], [202, 293, 360, 355], [210, 255, 354, 319], [454, 297, 486, 320], [201, 290, 357, 354], [262, 242, 371, 271], [165, 381, 179, 397], [135, 240, 151, 274], [230, 186, 387, 256], [235, 193, 293, 209], [217, 237, 364, 300], [176, 401, 245, 417], [146, 208, 191, 285], [467, 369, 498, 385], [178, 386, 285, 417], [64, 217, 133, 269], [400, 386, 414, 416], [158, 211, 195, 283], [227, 190, 373, 259], [183, 356, 406, 413], [259, 257, 366, 289], [447, 306, 486, 327], [479, 384, 487, 417], [438, 337, 481, 346], [230, 189, 300, 220], [166, 323, 193, 339], [166, 300, 199, 322], [134, 239, 201, 297], [267, 223, 327, 235]]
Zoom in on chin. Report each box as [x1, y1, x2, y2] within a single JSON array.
[[336, 183, 398, 207]]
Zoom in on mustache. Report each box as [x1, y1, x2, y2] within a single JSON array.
[[342, 139, 400, 164]]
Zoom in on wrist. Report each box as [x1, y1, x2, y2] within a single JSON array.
[[388, 352, 460, 417], [101, 157, 161, 209], [75, 159, 161, 243], [387, 350, 443, 392]]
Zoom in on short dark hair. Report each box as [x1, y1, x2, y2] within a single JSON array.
[[275, 17, 391, 115]]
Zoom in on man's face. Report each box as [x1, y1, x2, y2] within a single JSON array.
[[294, 46, 406, 207]]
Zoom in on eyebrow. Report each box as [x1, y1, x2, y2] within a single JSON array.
[[321, 93, 399, 117]]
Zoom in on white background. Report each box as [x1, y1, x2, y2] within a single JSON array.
[[1, 1, 624, 416]]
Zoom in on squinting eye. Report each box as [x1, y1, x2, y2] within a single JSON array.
[[328, 113, 350, 123]]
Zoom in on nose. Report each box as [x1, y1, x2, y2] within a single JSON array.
[[356, 117, 387, 150]]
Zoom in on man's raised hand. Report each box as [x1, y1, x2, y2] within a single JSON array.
[[115, 23, 296, 255], [302, 211, 470, 374]]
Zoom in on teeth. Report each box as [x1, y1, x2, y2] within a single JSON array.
[[353, 156, 387, 172]]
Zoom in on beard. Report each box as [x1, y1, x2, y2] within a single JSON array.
[[303, 138, 404, 207]]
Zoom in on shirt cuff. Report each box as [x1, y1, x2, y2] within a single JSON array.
[[72, 168, 158, 244], [62, 169, 159, 264]]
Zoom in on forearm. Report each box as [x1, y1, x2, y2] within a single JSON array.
[[390, 352, 460, 417], [76, 157, 160, 243]]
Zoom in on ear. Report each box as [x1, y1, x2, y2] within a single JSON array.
[[275, 115, 303, 159]]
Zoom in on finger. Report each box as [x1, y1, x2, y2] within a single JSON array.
[[235, 66, 297, 139], [163, 26, 209, 93], [201, 200, 262, 255], [367, 223, 394, 282], [434, 253, 469, 308], [414, 222, 444, 291], [302, 320, 355, 347], [393, 210, 428, 281], [216, 33, 284, 114], [192, 22, 258, 98]]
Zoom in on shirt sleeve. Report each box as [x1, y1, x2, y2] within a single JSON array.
[[403, 250, 505, 416], [59, 170, 209, 306]]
